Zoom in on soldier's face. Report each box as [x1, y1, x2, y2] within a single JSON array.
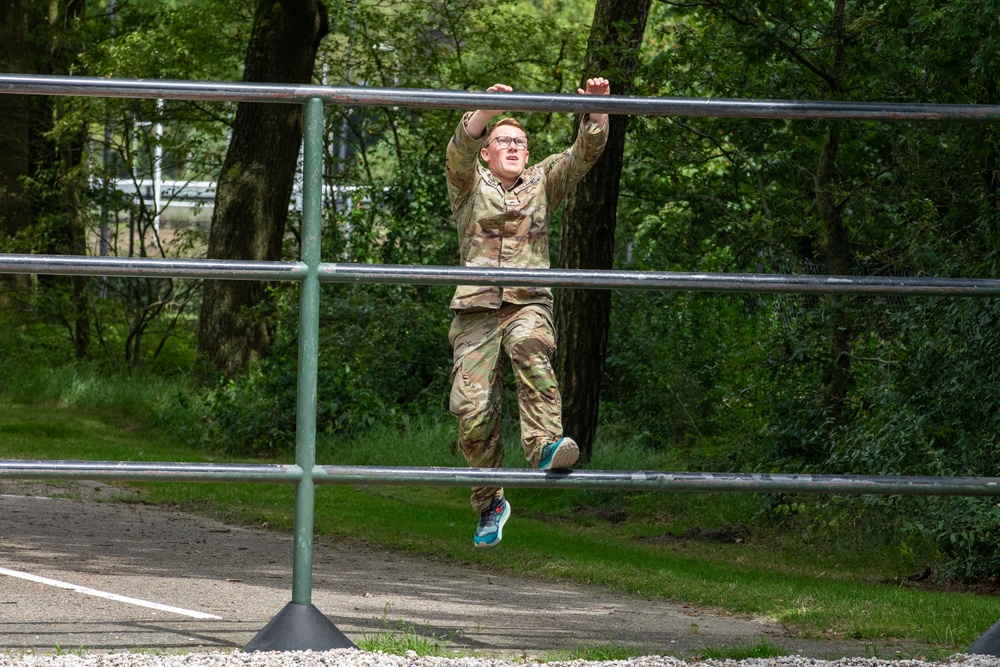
[[482, 126, 529, 183]]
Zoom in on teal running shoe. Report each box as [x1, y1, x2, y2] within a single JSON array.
[[538, 436, 579, 470], [474, 496, 511, 548]]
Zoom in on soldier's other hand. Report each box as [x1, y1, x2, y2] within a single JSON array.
[[481, 84, 513, 116], [578, 77, 611, 96]]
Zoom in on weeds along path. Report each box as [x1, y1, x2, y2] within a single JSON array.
[[0, 481, 906, 658]]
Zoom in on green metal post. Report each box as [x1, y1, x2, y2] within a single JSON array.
[[291, 97, 324, 606], [245, 97, 352, 651]]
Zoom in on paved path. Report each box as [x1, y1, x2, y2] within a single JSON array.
[[0, 484, 909, 658]]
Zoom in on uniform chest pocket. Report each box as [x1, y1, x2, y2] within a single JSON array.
[[473, 191, 507, 232], [526, 202, 548, 235]]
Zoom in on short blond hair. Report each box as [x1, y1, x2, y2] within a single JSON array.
[[487, 117, 527, 141]]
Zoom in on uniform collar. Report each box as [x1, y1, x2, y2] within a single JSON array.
[[481, 165, 538, 193]]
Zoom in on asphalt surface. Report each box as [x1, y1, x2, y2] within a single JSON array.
[[0, 483, 913, 658]]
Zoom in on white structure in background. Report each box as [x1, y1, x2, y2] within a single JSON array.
[[108, 179, 370, 217], [113, 96, 373, 225], [132, 99, 165, 229]]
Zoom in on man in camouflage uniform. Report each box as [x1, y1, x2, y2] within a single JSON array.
[[445, 78, 610, 547]]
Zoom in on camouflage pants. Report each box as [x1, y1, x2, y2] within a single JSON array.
[[449, 303, 563, 513]]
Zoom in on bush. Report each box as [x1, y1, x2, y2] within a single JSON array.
[[195, 281, 454, 457]]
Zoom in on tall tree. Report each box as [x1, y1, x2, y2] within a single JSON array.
[[0, 0, 31, 256], [554, 0, 652, 461], [52, 0, 91, 358], [197, 0, 329, 379], [5, 0, 95, 355], [814, 0, 851, 411]]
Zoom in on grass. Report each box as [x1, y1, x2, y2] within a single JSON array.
[[356, 616, 452, 656], [0, 360, 995, 660], [697, 642, 790, 661], [546, 643, 652, 662]]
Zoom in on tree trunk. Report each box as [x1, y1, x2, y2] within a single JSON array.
[[554, 0, 652, 461], [0, 0, 30, 233], [60, 134, 91, 358], [0, 0, 32, 303], [816, 122, 851, 408], [984, 79, 999, 240], [35, 0, 91, 356], [197, 0, 329, 379], [816, 0, 851, 413]]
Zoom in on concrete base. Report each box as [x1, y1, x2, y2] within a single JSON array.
[[244, 602, 356, 652], [968, 619, 1000, 656]]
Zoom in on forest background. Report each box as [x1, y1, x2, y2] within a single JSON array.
[[1, 0, 1000, 588]]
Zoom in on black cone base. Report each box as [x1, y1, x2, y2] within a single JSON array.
[[968, 618, 1000, 656], [244, 602, 356, 652]]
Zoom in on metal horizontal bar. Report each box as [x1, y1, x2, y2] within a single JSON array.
[[319, 466, 1000, 496], [2, 460, 996, 496], [5, 253, 1000, 296], [2, 74, 1000, 121], [0, 254, 305, 281], [0, 460, 302, 483], [321, 263, 1000, 296], [0, 460, 1000, 496]]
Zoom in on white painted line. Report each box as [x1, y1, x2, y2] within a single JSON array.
[[0, 566, 223, 620]]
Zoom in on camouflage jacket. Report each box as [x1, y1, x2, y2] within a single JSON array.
[[445, 111, 608, 312]]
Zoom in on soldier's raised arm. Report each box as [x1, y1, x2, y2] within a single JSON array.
[[578, 77, 610, 129], [463, 83, 513, 139], [446, 84, 515, 196]]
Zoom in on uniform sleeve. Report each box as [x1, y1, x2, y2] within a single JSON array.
[[541, 117, 609, 208], [445, 112, 486, 216]]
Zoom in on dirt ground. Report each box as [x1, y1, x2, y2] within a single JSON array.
[[0, 481, 921, 659]]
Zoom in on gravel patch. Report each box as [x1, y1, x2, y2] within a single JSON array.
[[1, 650, 1000, 667]]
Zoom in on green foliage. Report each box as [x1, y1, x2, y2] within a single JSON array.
[[192, 280, 453, 456], [3, 0, 245, 370], [0, 313, 190, 417], [1, 271, 200, 373], [906, 497, 1000, 583], [133, 0, 1000, 581], [554, 643, 649, 662], [596, 1, 1000, 584], [357, 617, 449, 656], [815, 296, 1000, 581], [697, 642, 789, 661], [8, 0, 1000, 586]]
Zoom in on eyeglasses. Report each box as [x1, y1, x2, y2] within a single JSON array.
[[491, 136, 528, 149]]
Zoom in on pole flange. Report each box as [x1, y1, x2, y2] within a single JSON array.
[[244, 602, 356, 652], [968, 619, 1000, 656]]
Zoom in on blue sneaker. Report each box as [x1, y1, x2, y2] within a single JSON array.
[[538, 436, 579, 470], [474, 496, 511, 548]]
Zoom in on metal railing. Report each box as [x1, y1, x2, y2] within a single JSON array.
[[102, 178, 373, 214], [3, 73, 1000, 653]]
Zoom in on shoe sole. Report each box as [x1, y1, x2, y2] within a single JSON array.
[[539, 437, 579, 471], [474, 501, 511, 548]]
